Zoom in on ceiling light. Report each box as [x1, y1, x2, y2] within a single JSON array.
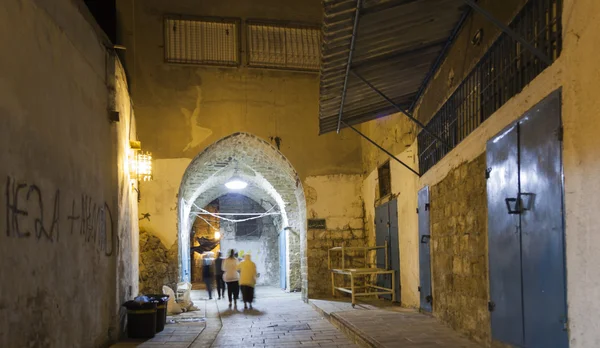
[[225, 161, 247, 190], [225, 177, 247, 190]]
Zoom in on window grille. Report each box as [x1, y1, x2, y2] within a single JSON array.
[[378, 161, 392, 198], [417, 0, 562, 174], [246, 22, 321, 71], [164, 16, 239, 66]]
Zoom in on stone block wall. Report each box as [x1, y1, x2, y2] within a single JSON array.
[[308, 228, 368, 297], [304, 174, 366, 298], [430, 154, 489, 343], [139, 229, 179, 294]]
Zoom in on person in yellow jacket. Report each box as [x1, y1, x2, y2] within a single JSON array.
[[238, 254, 257, 309]]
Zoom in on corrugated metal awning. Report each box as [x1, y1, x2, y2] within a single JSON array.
[[319, 0, 468, 134]]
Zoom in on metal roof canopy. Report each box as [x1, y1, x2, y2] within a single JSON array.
[[319, 0, 470, 135]]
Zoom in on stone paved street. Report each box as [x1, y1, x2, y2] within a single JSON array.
[[311, 299, 482, 348], [205, 287, 356, 348], [114, 287, 355, 348]]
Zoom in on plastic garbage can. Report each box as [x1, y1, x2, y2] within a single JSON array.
[[147, 294, 170, 332], [123, 300, 157, 339]]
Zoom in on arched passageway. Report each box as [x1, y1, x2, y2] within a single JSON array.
[[177, 133, 307, 294]]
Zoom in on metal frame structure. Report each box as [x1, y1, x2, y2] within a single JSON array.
[[163, 14, 242, 67], [328, 241, 396, 307], [329, 0, 559, 177], [245, 19, 321, 72]]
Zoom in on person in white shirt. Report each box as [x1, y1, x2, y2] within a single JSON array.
[[222, 249, 240, 308]]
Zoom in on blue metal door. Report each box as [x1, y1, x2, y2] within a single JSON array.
[[418, 187, 432, 312], [519, 91, 568, 348], [487, 123, 523, 346], [279, 230, 286, 290], [375, 201, 400, 302], [487, 90, 567, 348], [388, 199, 400, 302], [375, 202, 389, 299]]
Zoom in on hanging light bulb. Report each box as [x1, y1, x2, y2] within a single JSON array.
[[225, 161, 247, 190]]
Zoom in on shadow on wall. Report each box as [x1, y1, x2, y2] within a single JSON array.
[[139, 229, 179, 294]]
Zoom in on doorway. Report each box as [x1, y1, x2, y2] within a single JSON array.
[[486, 91, 567, 348], [375, 199, 400, 302]]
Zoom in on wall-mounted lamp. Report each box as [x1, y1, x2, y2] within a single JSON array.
[[214, 231, 221, 240], [129, 140, 153, 182]]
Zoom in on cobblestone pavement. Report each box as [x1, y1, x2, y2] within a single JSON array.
[[310, 298, 482, 348], [205, 287, 356, 348], [113, 287, 355, 348]]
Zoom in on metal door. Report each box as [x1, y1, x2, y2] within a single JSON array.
[[487, 123, 523, 346], [279, 230, 287, 290], [375, 202, 390, 298], [418, 187, 432, 312], [375, 201, 400, 302], [487, 90, 567, 348], [519, 91, 568, 348], [388, 199, 400, 302]]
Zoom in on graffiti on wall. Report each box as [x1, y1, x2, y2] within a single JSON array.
[[4, 176, 115, 256]]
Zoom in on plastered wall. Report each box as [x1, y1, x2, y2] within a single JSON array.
[[0, 0, 139, 346]]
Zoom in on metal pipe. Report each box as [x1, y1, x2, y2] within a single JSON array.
[[351, 70, 452, 150], [463, 0, 552, 66], [342, 120, 421, 177], [409, 7, 471, 112], [194, 212, 280, 216], [336, 0, 362, 134]]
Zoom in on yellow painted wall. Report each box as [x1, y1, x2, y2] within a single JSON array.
[[120, 0, 364, 250]]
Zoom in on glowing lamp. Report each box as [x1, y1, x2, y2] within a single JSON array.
[[137, 152, 153, 182], [214, 231, 221, 240], [128, 141, 153, 182], [225, 177, 247, 190]]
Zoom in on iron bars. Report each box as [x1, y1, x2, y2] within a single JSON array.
[[418, 0, 562, 174]]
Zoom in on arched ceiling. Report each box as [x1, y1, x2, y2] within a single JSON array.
[[179, 132, 303, 229]]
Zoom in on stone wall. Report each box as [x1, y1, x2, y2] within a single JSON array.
[[304, 175, 366, 298], [430, 155, 489, 343], [308, 229, 367, 297], [218, 194, 281, 287], [139, 229, 179, 294]]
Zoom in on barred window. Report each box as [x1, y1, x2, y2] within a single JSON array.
[[164, 16, 239, 66], [417, 0, 562, 174], [378, 161, 392, 198], [247, 22, 321, 71]]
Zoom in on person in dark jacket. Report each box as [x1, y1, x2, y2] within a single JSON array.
[[202, 252, 215, 300], [214, 251, 226, 300]]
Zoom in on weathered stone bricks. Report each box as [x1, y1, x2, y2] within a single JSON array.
[[430, 154, 489, 344]]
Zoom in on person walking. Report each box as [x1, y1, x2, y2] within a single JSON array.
[[238, 254, 257, 309], [222, 249, 240, 308], [202, 252, 215, 300], [214, 251, 226, 300]]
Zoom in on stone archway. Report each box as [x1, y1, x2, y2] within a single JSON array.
[[177, 132, 307, 295]]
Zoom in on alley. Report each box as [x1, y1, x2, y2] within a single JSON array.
[[4, 0, 600, 347]]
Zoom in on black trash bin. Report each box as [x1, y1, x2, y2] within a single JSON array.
[[123, 300, 157, 339], [147, 294, 170, 333]]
